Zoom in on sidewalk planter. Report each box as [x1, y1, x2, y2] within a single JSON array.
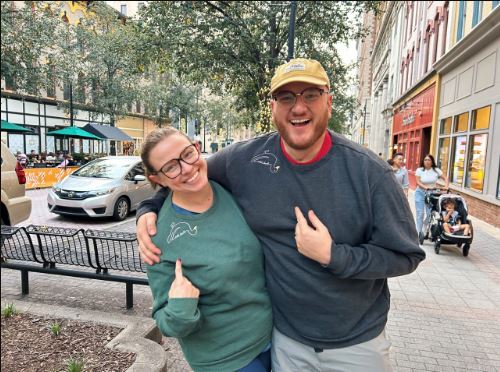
[[24, 166, 79, 190]]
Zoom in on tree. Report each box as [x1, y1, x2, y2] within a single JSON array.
[[1, 1, 65, 95], [138, 1, 378, 133], [57, 2, 146, 126]]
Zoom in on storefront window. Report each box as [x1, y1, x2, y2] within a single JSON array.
[[465, 133, 488, 192], [437, 137, 450, 177], [450, 135, 467, 185], [454, 112, 469, 132], [472, 105, 490, 130], [440, 117, 452, 134]]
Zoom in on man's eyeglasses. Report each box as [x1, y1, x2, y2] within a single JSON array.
[[272, 87, 327, 107], [155, 144, 200, 179]]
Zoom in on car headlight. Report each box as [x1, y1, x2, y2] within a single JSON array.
[[87, 188, 116, 197], [52, 186, 61, 193]]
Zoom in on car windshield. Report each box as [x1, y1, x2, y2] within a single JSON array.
[[71, 158, 135, 179]]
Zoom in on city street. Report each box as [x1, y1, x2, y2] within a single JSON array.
[[1, 190, 500, 371]]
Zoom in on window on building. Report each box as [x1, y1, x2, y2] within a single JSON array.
[[63, 81, 71, 101], [440, 117, 452, 134], [450, 135, 467, 185], [465, 133, 488, 192], [433, 16, 440, 63], [423, 28, 430, 74], [77, 73, 85, 103], [472, 105, 490, 130], [472, 1, 483, 27], [437, 137, 451, 177], [46, 65, 56, 98], [136, 101, 141, 113], [120, 4, 127, 16], [441, 3, 449, 56], [4, 71, 16, 91], [454, 112, 469, 132], [457, 1, 466, 41]]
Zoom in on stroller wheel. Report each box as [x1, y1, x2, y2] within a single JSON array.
[[462, 244, 470, 257], [434, 241, 440, 254], [457, 242, 463, 248]]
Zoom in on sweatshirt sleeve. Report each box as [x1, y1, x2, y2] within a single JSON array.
[[147, 262, 202, 338], [326, 169, 425, 279], [136, 187, 170, 222]]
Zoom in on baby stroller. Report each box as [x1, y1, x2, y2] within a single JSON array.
[[425, 191, 474, 256]]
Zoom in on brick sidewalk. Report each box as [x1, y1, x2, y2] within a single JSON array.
[[2, 191, 499, 371]]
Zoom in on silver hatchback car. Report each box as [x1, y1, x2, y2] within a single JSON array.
[[47, 156, 155, 221]]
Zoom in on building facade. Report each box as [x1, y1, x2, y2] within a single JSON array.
[[434, 3, 499, 226], [353, 10, 377, 146], [368, 2, 405, 158], [392, 1, 450, 186]]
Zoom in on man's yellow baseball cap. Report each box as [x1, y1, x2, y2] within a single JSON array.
[[270, 58, 330, 94]]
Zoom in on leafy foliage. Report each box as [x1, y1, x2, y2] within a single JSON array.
[[139, 1, 378, 133], [1, 1, 64, 95], [49, 321, 61, 336], [65, 357, 84, 372], [1, 303, 17, 317]]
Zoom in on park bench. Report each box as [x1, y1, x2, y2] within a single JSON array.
[[0, 224, 148, 309]]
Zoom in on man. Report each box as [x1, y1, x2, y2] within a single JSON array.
[[136, 58, 425, 371]]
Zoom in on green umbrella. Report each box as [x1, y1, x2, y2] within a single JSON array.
[[1, 120, 32, 133], [46, 126, 103, 140]]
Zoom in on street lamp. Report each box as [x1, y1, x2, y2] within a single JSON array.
[[287, 1, 297, 61]]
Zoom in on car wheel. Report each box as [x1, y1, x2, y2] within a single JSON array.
[[113, 197, 129, 221]]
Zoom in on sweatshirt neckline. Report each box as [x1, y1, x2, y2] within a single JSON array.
[[276, 131, 334, 170], [166, 181, 219, 220]]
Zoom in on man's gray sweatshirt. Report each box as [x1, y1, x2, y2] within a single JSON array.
[[138, 130, 425, 349]]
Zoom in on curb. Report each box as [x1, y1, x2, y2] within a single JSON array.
[[0, 299, 167, 372]]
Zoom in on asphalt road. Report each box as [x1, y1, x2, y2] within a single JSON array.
[[19, 188, 137, 232]]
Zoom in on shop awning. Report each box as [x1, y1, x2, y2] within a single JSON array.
[[83, 123, 133, 141], [1, 120, 32, 133]]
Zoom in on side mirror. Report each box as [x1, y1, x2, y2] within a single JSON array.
[[133, 175, 146, 184]]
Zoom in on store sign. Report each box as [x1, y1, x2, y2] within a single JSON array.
[[403, 114, 415, 126]]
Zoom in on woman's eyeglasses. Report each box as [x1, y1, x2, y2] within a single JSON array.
[[155, 144, 200, 179]]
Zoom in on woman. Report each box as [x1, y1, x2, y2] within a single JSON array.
[[141, 128, 272, 372], [415, 154, 449, 242], [390, 152, 409, 196]]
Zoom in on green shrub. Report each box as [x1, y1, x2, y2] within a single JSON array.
[[66, 358, 84, 372], [1, 303, 17, 317], [49, 321, 61, 336]]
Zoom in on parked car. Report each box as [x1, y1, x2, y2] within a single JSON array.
[[47, 156, 154, 221], [1, 142, 32, 225]]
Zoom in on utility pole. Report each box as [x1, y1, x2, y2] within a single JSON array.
[[287, 1, 297, 61]]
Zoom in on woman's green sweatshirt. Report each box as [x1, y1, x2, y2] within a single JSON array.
[[147, 181, 272, 372]]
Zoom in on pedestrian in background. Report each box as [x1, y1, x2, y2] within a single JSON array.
[[390, 152, 409, 196], [414, 154, 449, 242], [136, 58, 425, 371], [141, 127, 272, 372]]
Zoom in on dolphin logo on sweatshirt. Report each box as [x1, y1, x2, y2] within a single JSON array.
[[251, 150, 280, 173], [167, 222, 198, 243]]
